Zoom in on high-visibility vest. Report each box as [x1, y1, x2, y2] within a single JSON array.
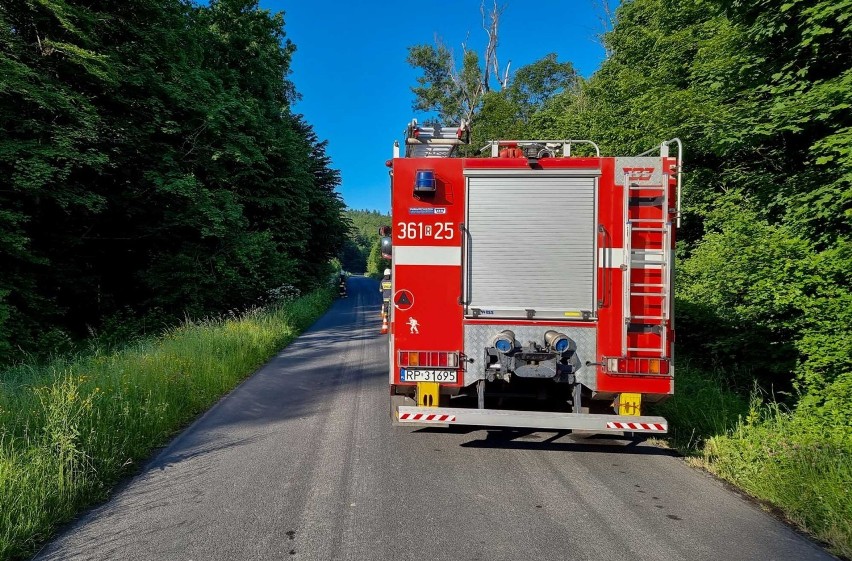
[[381, 277, 392, 301]]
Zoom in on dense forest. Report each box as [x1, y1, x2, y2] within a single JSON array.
[[340, 209, 391, 275], [0, 0, 349, 359], [408, 0, 850, 402]]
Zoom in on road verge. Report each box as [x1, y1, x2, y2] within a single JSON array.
[[0, 289, 333, 560], [654, 365, 851, 558]]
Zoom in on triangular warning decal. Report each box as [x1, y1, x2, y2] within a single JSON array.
[[396, 292, 412, 306]]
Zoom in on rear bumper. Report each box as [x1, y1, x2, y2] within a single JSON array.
[[396, 406, 668, 433]]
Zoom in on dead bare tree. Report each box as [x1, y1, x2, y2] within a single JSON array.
[[591, 0, 621, 57], [407, 0, 513, 125], [481, 0, 510, 91]]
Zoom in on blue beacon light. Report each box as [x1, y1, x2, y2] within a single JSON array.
[[414, 169, 436, 193]]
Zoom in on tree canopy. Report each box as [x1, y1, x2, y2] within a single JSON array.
[[0, 0, 348, 357], [340, 210, 391, 274]]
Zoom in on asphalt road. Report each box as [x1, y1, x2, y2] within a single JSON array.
[[36, 276, 835, 561]]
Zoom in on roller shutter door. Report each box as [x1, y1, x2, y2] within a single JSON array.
[[465, 172, 597, 319]]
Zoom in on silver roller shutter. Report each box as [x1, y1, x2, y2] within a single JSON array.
[[465, 171, 598, 319]]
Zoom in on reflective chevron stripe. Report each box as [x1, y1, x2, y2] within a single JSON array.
[[399, 412, 456, 422], [606, 421, 667, 431]]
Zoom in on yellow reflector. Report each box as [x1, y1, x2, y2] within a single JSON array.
[[409, 352, 419, 366], [563, 311, 581, 317], [417, 382, 440, 407], [649, 359, 660, 374], [618, 393, 642, 416]]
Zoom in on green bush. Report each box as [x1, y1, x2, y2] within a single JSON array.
[[676, 198, 813, 388]]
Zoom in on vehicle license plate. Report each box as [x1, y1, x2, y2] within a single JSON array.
[[400, 368, 457, 383]]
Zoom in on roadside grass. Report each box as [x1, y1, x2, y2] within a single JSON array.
[[705, 403, 852, 558], [0, 289, 333, 561], [654, 365, 852, 558], [652, 362, 750, 452]]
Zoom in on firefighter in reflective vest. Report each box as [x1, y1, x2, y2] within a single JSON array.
[[380, 268, 392, 315], [338, 272, 347, 298]]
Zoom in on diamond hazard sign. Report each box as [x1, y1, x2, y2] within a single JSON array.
[[393, 290, 414, 311]]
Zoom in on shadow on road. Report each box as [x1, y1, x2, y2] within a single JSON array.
[[435, 427, 682, 456]]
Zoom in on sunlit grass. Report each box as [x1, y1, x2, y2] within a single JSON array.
[[0, 290, 332, 560], [653, 364, 851, 557], [703, 398, 852, 558]]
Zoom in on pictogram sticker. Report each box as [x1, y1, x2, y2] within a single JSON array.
[[407, 317, 420, 334], [394, 289, 414, 311]]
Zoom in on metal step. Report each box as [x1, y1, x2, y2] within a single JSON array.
[[627, 347, 665, 352], [631, 227, 666, 232], [629, 184, 665, 190], [631, 260, 667, 266], [631, 251, 667, 265], [628, 219, 667, 225], [630, 264, 667, 270]]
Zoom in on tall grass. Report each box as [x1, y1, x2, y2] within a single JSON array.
[[0, 289, 332, 560], [703, 377, 852, 558], [654, 364, 852, 557], [652, 362, 750, 451]]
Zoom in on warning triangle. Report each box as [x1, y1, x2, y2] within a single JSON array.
[[396, 292, 412, 306]]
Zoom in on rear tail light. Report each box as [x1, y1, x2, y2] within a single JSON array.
[[606, 357, 670, 375], [398, 351, 461, 369], [649, 359, 660, 374]]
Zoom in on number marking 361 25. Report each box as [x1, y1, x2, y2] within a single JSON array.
[[397, 222, 454, 240]]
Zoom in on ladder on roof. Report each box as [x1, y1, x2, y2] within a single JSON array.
[[404, 119, 470, 157], [622, 165, 673, 358]]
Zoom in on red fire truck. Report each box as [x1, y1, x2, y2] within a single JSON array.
[[386, 119, 682, 434]]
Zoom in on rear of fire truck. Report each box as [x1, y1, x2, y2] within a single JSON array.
[[387, 119, 682, 434]]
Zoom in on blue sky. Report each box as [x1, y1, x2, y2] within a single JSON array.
[[266, 1, 612, 213]]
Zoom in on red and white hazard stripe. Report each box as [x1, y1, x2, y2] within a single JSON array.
[[606, 421, 667, 431], [399, 412, 456, 422]]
